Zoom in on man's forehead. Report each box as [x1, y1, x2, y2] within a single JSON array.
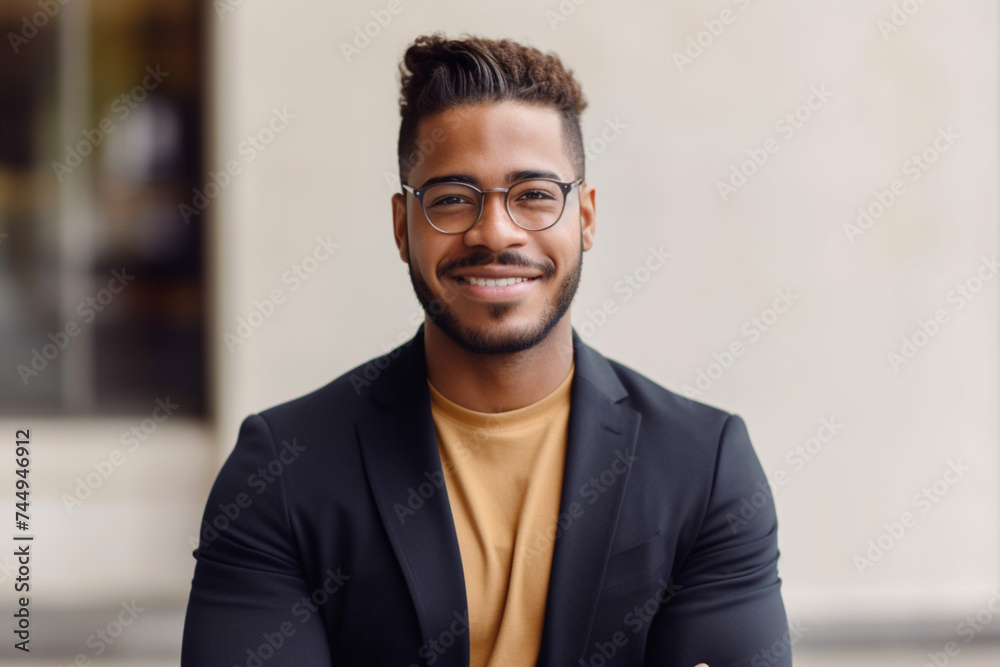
[[411, 101, 573, 182]]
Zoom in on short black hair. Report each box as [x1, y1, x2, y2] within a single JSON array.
[[397, 33, 587, 187]]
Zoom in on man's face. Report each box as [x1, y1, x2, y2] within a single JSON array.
[[392, 101, 596, 355]]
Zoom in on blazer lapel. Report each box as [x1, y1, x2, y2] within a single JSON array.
[[356, 324, 640, 667], [356, 325, 470, 667], [536, 329, 642, 667]]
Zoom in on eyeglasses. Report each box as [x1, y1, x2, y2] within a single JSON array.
[[402, 177, 583, 234]]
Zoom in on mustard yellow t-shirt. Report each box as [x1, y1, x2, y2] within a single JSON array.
[[427, 363, 574, 667]]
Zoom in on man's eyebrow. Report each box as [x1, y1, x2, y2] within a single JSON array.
[[417, 169, 565, 190], [417, 174, 478, 189], [506, 169, 563, 182]]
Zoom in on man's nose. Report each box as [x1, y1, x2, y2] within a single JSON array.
[[462, 191, 528, 250]]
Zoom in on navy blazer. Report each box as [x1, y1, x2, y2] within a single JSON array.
[[181, 324, 790, 666]]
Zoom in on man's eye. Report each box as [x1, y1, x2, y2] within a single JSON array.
[[430, 195, 472, 207], [518, 190, 555, 201]]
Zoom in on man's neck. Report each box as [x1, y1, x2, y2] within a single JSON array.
[[423, 318, 574, 413]]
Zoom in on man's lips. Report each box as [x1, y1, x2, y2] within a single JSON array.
[[448, 264, 545, 288], [454, 275, 541, 287], [439, 259, 552, 301], [447, 269, 543, 299]]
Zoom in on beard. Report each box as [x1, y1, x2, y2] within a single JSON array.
[[407, 238, 583, 356]]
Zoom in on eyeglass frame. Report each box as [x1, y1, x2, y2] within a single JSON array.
[[401, 177, 585, 234]]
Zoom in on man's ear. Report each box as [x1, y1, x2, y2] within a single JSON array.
[[391, 192, 409, 263], [579, 183, 596, 252]]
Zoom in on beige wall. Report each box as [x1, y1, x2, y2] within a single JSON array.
[[210, 0, 999, 629], [7, 0, 997, 649]]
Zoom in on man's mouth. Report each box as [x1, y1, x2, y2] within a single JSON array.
[[455, 275, 541, 287]]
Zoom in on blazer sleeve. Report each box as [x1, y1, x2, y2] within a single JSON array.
[[643, 413, 793, 667], [181, 414, 333, 666]]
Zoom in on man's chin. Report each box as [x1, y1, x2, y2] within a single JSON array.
[[431, 317, 554, 356]]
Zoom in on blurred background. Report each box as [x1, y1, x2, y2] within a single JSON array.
[[0, 0, 997, 664]]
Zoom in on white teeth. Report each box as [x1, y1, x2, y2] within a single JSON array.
[[462, 276, 535, 287]]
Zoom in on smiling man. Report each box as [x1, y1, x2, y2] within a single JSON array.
[[181, 34, 790, 667]]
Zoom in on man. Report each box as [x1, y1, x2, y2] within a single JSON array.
[[181, 34, 790, 667]]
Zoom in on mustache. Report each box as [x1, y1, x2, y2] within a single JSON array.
[[438, 249, 555, 279]]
